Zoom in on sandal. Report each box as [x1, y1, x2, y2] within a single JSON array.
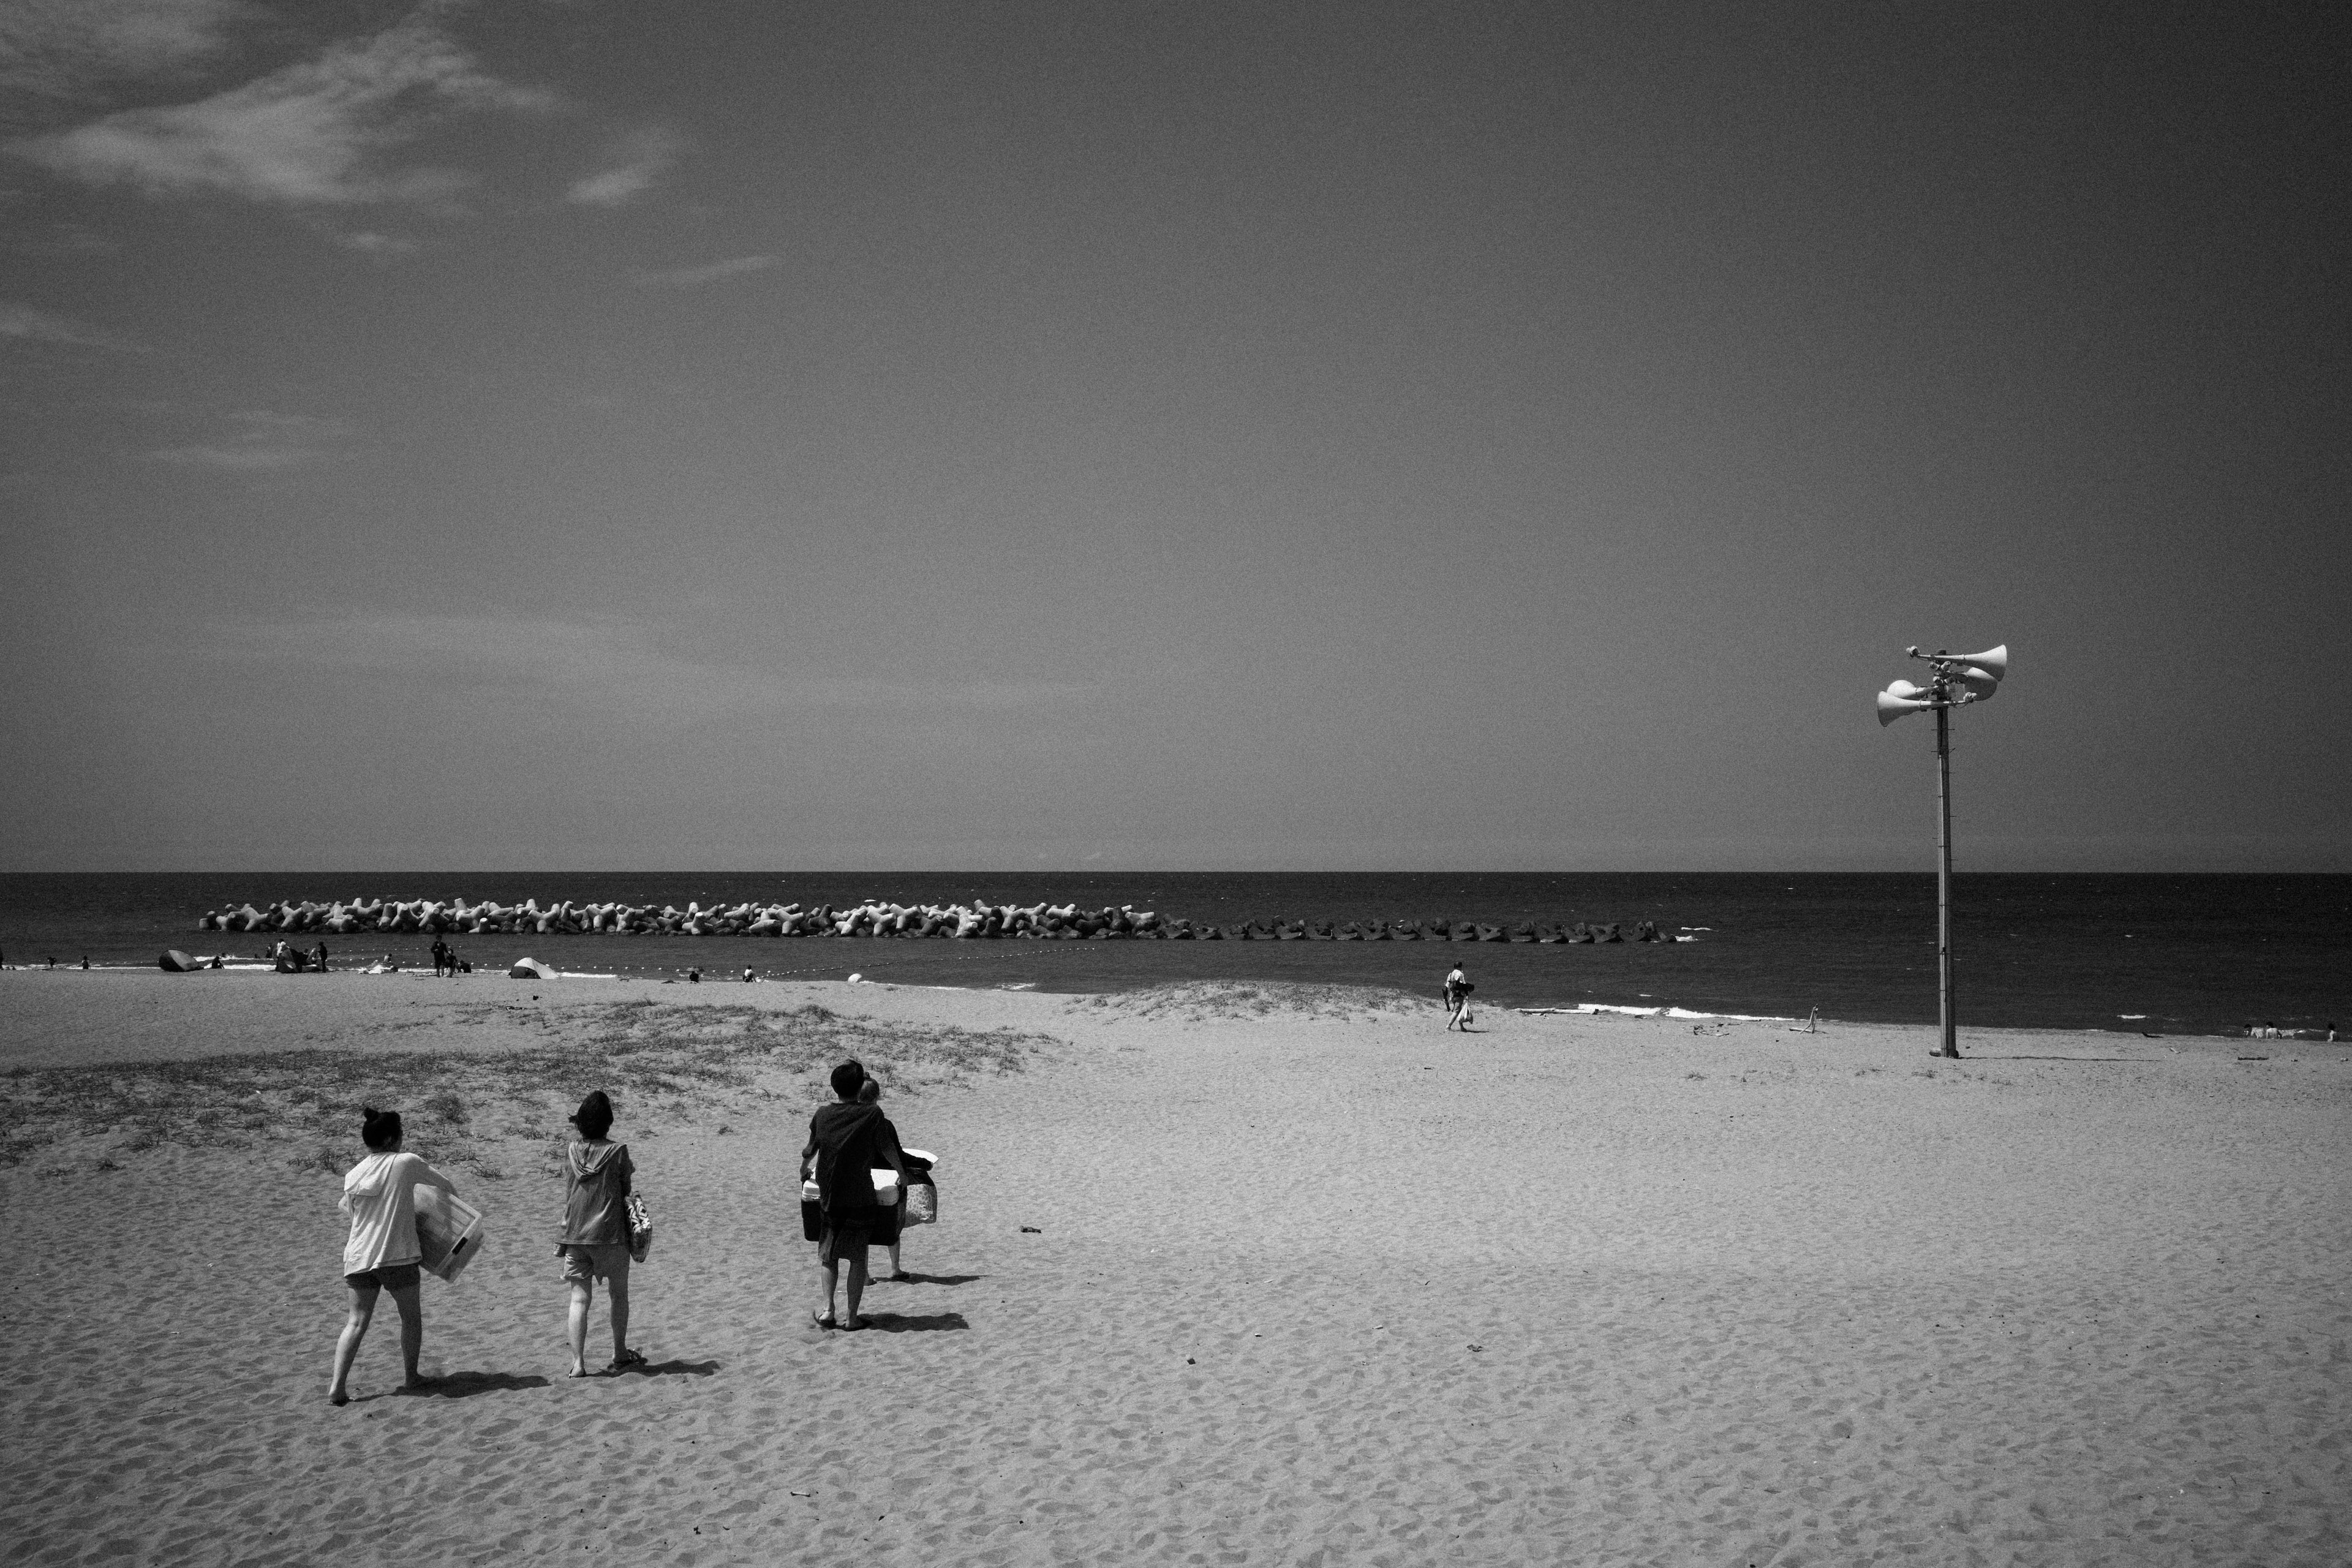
[[812, 1310, 836, 1330], [605, 1348, 646, 1371]]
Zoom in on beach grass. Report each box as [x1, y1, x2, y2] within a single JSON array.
[[0, 998, 1056, 1175], [1078, 979, 1429, 1023]]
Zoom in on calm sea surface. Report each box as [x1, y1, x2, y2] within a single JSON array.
[[1, 873, 2343, 1040]]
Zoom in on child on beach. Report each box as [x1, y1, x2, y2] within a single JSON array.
[[858, 1077, 916, 1282], [558, 1090, 643, 1377], [329, 1107, 458, 1405], [804, 1061, 905, 1330]]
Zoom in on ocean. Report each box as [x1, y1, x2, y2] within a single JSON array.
[[1, 872, 2342, 1041]]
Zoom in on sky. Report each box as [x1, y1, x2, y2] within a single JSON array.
[[2, 1, 2345, 873]]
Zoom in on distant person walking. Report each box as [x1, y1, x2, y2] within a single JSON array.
[[329, 1107, 458, 1405], [429, 938, 453, 978], [313, 941, 330, 973], [558, 1090, 643, 1377], [1444, 963, 1473, 1030], [804, 1061, 905, 1330]]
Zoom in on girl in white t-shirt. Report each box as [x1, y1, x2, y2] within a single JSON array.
[[328, 1107, 458, 1405]]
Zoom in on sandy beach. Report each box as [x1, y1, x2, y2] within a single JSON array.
[[2, 968, 2346, 1566]]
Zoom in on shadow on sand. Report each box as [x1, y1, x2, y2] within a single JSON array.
[[850, 1312, 968, 1334], [611, 1358, 721, 1378], [894, 1272, 982, 1286], [407, 1371, 553, 1399]]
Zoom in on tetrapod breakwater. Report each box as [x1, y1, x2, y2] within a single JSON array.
[[195, 896, 1684, 944]]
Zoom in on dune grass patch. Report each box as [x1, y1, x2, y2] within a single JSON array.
[[0, 1000, 1056, 1175], [1080, 979, 1428, 1024]]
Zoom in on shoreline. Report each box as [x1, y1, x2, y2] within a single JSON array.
[[7, 870, 2343, 1041], [0, 959, 2331, 1047]]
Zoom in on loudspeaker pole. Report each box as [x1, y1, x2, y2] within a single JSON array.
[[1935, 683, 1956, 1059], [1875, 643, 2006, 1063]]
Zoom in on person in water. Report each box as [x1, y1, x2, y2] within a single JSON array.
[[804, 1061, 905, 1329], [329, 1107, 458, 1405], [557, 1090, 642, 1376]]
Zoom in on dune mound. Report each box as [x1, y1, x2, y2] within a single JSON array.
[[1078, 979, 1428, 1023]]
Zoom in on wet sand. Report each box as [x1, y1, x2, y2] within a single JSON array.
[[3, 969, 2347, 1566]]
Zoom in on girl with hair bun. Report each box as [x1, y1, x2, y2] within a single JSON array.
[[328, 1106, 458, 1405]]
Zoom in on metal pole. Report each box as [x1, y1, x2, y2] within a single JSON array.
[[1936, 686, 1958, 1058]]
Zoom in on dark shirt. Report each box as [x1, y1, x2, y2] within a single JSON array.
[[802, 1102, 902, 1214]]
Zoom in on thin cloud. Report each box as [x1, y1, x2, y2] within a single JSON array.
[[5, 221, 121, 256], [567, 127, 683, 208], [6, 17, 551, 205], [331, 228, 418, 257], [0, 0, 252, 101], [147, 443, 318, 470], [145, 409, 349, 469], [217, 613, 1098, 718], [632, 254, 777, 288], [0, 298, 144, 352]]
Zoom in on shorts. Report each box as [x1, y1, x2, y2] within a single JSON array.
[[818, 1212, 876, 1267], [805, 1197, 900, 1246], [560, 1243, 631, 1285], [344, 1262, 421, 1292]]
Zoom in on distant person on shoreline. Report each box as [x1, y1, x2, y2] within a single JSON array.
[[804, 1060, 905, 1330], [558, 1090, 643, 1378], [1444, 963, 1473, 1031], [313, 941, 330, 973], [430, 938, 453, 978], [330, 1107, 458, 1405]]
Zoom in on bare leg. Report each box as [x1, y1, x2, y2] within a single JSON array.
[[606, 1267, 631, 1363], [328, 1280, 379, 1404], [887, 1240, 903, 1279], [568, 1280, 595, 1375], [815, 1259, 839, 1324], [842, 1250, 870, 1327], [387, 1281, 427, 1387]]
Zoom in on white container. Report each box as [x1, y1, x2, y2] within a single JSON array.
[[414, 1187, 486, 1283]]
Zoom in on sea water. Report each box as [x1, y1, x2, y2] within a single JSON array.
[[2, 872, 2343, 1040]]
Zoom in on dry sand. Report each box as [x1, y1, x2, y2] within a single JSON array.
[[2, 968, 2347, 1566]]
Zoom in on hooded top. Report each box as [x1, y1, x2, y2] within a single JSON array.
[[560, 1140, 635, 1246], [339, 1151, 454, 1275], [801, 1101, 900, 1215]]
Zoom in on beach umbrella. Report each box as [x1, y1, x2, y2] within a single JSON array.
[[509, 957, 556, 979]]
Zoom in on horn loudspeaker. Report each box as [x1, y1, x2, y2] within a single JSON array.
[[1877, 690, 1936, 726], [1948, 645, 2007, 681]]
